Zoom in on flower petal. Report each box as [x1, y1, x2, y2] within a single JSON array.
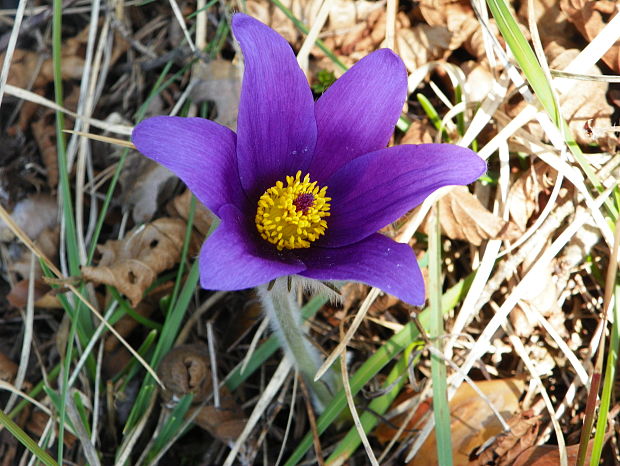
[[199, 204, 305, 291], [322, 144, 487, 246], [298, 233, 425, 305], [132, 116, 245, 215], [308, 49, 407, 182], [232, 13, 317, 198]]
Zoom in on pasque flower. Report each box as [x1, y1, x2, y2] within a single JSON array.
[[132, 14, 486, 305]]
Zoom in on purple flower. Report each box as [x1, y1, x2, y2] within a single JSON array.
[[132, 14, 486, 305]]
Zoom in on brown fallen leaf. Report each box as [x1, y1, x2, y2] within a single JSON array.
[[27, 410, 76, 449], [81, 217, 196, 306], [158, 345, 247, 442], [401, 119, 437, 145], [167, 189, 215, 237], [30, 85, 81, 189], [418, 0, 480, 52], [462, 61, 496, 104], [507, 161, 558, 232], [6, 279, 61, 309], [512, 438, 608, 466], [560, 0, 620, 73], [376, 378, 525, 465], [546, 42, 614, 148], [516, 0, 575, 49], [119, 153, 180, 223], [0, 193, 59, 283], [0, 194, 57, 243], [395, 19, 450, 71], [246, 0, 321, 47], [191, 59, 242, 131], [420, 186, 521, 246], [0, 352, 18, 382], [469, 409, 541, 465]]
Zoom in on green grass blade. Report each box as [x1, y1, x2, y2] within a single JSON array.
[[284, 274, 473, 465], [428, 208, 452, 465], [485, 0, 617, 218], [144, 394, 194, 463], [326, 343, 419, 463], [589, 284, 620, 464], [0, 410, 58, 466], [122, 260, 200, 433], [484, 0, 558, 123], [417, 93, 449, 141]]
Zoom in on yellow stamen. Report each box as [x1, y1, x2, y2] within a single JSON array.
[[255, 171, 331, 250]]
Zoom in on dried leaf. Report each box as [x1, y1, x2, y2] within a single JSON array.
[[421, 186, 521, 246], [470, 410, 540, 465], [6, 279, 60, 309], [560, 0, 620, 73], [418, 0, 479, 51], [31, 113, 58, 187], [0, 352, 18, 382], [380, 378, 525, 465], [192, 401, 247, 442], [81, 218, 194, 306], [396, 24, 451, 71], [158, 345, 247, 442], [462, 61, 496, 103], [401, 119, 436, 145], [546, 42, 614, 147], [191, 59, 242, 130], [120, 153, 180, 223], [26, 411, 76, 448], [159, 345, 213, 404], [516, 0, 574, 49], [0, 194, 57, 243], [507, 161, 558, 231], [167, 189, 215, 237], [246, 0, 319, 46], [512, 437, 609, 466]]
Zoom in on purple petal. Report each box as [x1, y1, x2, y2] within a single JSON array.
[[232, 14, 317, 198], [322, 144, 486, 247], [132, 116, 246, 215], [298, 233, 425, 305], [308, 49, 407, 182], [199, 204, 305, 291]]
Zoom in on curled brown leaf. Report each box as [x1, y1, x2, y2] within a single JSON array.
[[158, 345, 247, 442], [507, 161, 558, 231], [421, 186, 522, 246], [82, 217, 197, 306]]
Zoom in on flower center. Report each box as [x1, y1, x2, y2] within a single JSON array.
[[255, 171, 331, 250]]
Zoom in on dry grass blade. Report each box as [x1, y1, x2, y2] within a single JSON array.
[[407, 186, 613, 459], [4, 84, 133, 135], [223, 358, 293, 466], [0, 0, 27, 109], [63, 129, 135, 149], [0, 203, 163, 388], [0, 380, 54, 421], [314, 287, 381, 381], [504, 321, 567, 466], [296, 0, 334, 73], [168, 0, 195, 53], [4, 254, 35, 412], [338, 323, 379, 466], [298, 375, 325, 466]]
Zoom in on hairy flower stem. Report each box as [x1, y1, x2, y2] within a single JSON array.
[[257, 279, 334, 412]]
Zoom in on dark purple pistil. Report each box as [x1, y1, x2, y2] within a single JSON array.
[[293, 193, 315, 214]]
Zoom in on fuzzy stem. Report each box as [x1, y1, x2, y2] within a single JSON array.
[[257, 279, 334, 411]]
